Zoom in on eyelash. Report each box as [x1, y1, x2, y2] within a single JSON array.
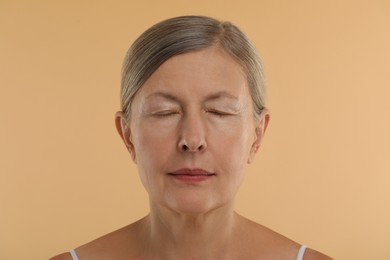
[[153, 110, 232, 118], [207, 110, 232, 117], [154, 111, 179, 117]]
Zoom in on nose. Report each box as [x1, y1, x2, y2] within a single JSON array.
[[177, 112, 207, 153]]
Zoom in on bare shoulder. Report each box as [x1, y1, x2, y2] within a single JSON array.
[[235, 214, 332, 259], [304, 248, 334, 260], [59, 219, 146, 259], [49, 252, 72, 260]]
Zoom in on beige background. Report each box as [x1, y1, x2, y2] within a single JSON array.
[[1, 0, 389, 259]]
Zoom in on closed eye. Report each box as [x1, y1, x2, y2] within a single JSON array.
[[153, 110, 180, 117], [207, 109, 233, 117]]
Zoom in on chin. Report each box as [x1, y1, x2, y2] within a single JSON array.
[[162, 191, 227, 215]]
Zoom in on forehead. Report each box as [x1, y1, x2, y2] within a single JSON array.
[[135, 45, 251, 102]]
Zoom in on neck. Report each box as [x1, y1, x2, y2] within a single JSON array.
[[142, 202, 238, 259]]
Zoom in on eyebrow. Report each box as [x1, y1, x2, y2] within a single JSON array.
[[204, 91, 239, 102], [145, 92, 180, 103], [145, 91, 239, 102]]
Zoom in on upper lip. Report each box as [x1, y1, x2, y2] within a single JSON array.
[[169, 168, 215, 176]]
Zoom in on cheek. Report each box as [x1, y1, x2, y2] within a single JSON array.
[[132, 120, 177, 170], [208, 126, 251, 198], [131, 128, 174, 197], [212, 118, 253, 151], [209, 120, 254, 170]]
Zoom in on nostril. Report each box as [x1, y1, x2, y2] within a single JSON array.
[[182, 144, 189, 151], [179, 143, 205, 152], [178, 136, 207, 152]]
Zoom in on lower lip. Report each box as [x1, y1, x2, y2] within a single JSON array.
[[170, 174, 214, 183]]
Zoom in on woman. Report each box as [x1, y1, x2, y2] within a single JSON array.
[[51, 16, 332, 259]]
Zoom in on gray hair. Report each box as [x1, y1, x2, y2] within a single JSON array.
[[120, 15, 266, 119]]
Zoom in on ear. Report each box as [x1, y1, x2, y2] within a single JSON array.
[[115, 111, 137, 163], [248, 109, 270, 164]]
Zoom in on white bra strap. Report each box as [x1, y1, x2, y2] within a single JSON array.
[[297, 245, 307, 260], [70, 249, 79, 260]]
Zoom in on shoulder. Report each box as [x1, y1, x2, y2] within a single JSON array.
[[235, 215, 301, 258], [304, 248, 334, 260], [59, 219, 145, 259], [49, 252, 72, 260], [235, 214, 333, 259]]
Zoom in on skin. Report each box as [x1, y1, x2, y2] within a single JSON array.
[[50, 45, 332, 260]]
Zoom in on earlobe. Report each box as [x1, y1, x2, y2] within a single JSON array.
[[248, 110, 270, 164], [115, 111, 137, 163]]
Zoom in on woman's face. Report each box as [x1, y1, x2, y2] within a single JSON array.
[[118, 45, 269, 214]]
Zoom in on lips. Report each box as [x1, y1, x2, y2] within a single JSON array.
[[168, 168, 215, 182]]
